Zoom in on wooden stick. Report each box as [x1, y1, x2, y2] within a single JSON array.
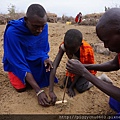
[[62, 76, 69, 103], [55, 100, 67, 104]]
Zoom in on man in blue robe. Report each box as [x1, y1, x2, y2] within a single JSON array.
[[3, 4, 57, 107]]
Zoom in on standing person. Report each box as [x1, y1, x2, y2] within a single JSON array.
[[2, 4, 57, 107], [49, 29, 96, 105], [75, 12, 82, 24], [66, 8, 120, 113]]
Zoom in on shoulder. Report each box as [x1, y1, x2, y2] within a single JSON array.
[[5, 25, 16, 36], [5, 18, 25, 34], [82, 40, 92, 48], [81, 40, 94, 54]]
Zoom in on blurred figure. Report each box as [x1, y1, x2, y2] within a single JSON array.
[[75, 12, 82, 24]]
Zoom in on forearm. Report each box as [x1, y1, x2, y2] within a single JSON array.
[[49, 49, 64, 92], [25, 72, 41, 93], [83, 68, 120, 102], [49, 68, 56, 92], [85, 60, 119, 72]]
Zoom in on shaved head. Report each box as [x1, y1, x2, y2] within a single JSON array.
[[24, 4, 47, 36], [96, 8, 120, 53], [64, 29, 83, 47], [26, 4, 46, 19], [96, 8, 120, 35]]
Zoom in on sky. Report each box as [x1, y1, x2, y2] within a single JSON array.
[[1, 0, 120, 17]]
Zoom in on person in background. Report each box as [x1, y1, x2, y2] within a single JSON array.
[[3, 3, 57, 107], [49, 29, 96, 105], [66, 8, 120, 114], [75, 12, 82, 24]]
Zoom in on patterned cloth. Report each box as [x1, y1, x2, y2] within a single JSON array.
[[60, 40, 97, 81]]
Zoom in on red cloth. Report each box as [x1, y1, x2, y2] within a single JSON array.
[[75, 13, 82, 23], [8, 72, 26, 90], [65, 40, 97, 81]]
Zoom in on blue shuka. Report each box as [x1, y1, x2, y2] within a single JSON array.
[[109, 97, 120, 113], [3, 18, 57, 88]]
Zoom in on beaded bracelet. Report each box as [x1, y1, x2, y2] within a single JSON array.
[[36, 90, 44, 96]]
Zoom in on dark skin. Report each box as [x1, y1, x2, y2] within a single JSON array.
[[66, 8, 120, 102], [66, 57, 120, 102], [66, 75, 80, 97], [49, 42, 81, 105], [78, 12, 82, 23], [21, 14, 54, 107]]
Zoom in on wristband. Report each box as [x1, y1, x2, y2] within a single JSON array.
[[36, 90, 44, 96]]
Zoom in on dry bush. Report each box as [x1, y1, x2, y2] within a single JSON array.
[[83, 13, 104, 19], [79, 13, 104, 26], [80, 18, 99, 26], [0, 13, 25, 24], [0, 14, 7, 25], [47, 13, 57, 23], [58, 15, 75, 24], [71, 19, 76, 24], [7, 13, 25, 22]]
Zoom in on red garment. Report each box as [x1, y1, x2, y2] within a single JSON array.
[[64, 40, 97, 81], [75, 13, 82, 23], [8, 72, 26, 90]]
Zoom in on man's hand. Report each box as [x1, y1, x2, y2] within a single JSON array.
[[66, 59, 85, 76], [49, 91, 57, 105], [37, 91, 50, 107], [44, 58, 53, 72]]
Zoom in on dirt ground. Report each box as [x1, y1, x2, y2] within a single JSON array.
[[0, 23, 119, 115]]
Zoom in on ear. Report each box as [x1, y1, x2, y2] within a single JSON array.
[[24, 16, 28, 23]]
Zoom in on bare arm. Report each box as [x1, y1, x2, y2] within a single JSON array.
[[84, 55, 119, 72], [66, 59, 120, 102], [49, 47, 64, 104], [26, 72, 41, 93], [83, 69, 120, 102], [26, 72, 50, 107], [49, 47, 64, 92]]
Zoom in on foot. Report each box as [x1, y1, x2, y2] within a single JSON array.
[[98, 73, 112, 84], [67, 87, 76, 97]]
